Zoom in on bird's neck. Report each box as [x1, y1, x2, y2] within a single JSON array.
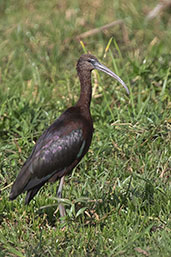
[[76, 70, 92, 111]]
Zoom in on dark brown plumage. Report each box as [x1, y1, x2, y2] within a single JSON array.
[[9, 54, 129, 217]]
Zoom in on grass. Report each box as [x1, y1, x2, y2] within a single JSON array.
[[0, 0, 170, 256]]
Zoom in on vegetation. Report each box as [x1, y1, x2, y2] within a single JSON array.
[[0, 0, 170, 256]]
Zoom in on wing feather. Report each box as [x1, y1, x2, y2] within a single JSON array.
[[10, 128, 84, 199], [26, 129, 84, 186]]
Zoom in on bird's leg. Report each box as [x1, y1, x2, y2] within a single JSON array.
[[56, 176, 66, 217]]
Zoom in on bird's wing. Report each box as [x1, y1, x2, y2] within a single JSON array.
[[10, 126, 86, 199], [29, 128, 84, 179]]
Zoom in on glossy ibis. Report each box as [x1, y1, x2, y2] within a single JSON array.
[[9, 54, 129, 217]]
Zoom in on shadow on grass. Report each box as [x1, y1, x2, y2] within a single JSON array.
[[36, 176, 156, 227]]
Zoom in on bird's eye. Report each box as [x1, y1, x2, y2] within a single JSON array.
[[88, 58, 95, 64]]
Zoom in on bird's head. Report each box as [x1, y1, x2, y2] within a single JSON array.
[[77, 54, 129, 94]]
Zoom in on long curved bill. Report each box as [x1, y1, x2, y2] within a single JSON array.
[[94, 61, 129, 95]]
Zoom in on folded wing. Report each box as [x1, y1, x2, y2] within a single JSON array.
[[9, 127, 85, 201]]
